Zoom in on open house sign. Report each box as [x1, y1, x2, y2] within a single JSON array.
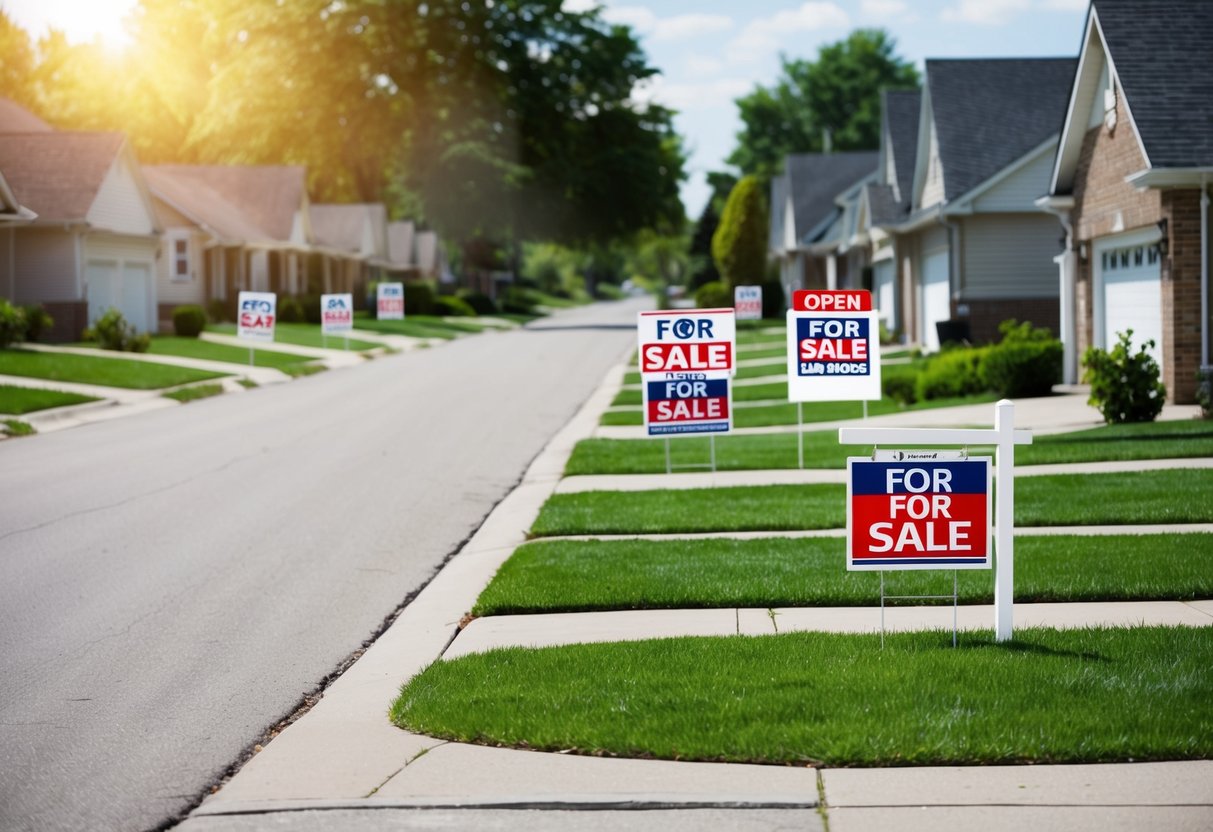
[[786, 290, 881, 402]]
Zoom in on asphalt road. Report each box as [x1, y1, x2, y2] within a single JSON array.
[[0, 297, 646, 832]]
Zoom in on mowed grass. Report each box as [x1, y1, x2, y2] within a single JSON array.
[[210, 322, 379, 351], [531, 470, 1213, 536], [473, 534, 1213, 615], [354, 313, 496, 339], [148, 336, 316, 370], [162, 383, 225, 403], [566, 420, 1213, 475], [600, 393, 997, 427], [393, 626, 1213, 766], [0, 384, 99, 414], [0, 349, 227, 390]]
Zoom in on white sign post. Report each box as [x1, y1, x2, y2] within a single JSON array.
[[237, 291, 276, 366], [321, 292, 354, 349], [837, 400, 1032, 642], [734, 285, 763, 321], [377, 282, 405, 320]]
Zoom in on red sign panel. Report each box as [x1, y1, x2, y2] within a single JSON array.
[[792, 290, 872, 312]]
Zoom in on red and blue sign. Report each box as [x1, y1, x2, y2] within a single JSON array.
[[643, 376, 731, 435], [847, 458, 991, 571], [796, 316, 871, 376], [786, 290, 881, 402]]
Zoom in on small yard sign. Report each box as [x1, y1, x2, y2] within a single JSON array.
[[734, 285, 763, 321], [637, 308, 736, 375], [642, 375, 732, 435], [321, 293, 354, 334], [786, 290, 881, 402], [847, 457, 991, 571], [377, 283, 405, 320], [237, 291, 276, 343]]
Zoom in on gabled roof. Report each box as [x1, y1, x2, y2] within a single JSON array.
[[0, 132, 125, 222], [311, 203, 388, 259], [863, 182, 903, 226], [883, 89, 921, 208], [0, 98, 53, 133], [784, 151, 880, 245], [924, 58, 1075, 203], [146, 165, 306, 242], [144, 166, 272, 244], [0, 168, 37, 221]]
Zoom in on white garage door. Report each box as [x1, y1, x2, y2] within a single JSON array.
[[873, 259, 897, 334], [922, 249, 950, 352], [87, 258, 153, 332], [1099, 239, 1162, 373]]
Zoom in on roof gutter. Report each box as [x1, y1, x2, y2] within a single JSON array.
[[1202, 174, 1209, 368], [1125, 167, 1213, 189]]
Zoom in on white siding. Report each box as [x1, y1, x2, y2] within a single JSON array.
[[86, 154, 156, 236], [921, 123, 945, 209], [960, 214, 1063, 300], [156, 229, 207, 306], [971, 149, 1057, 213], [921, 224, 948, 253], [12, 228, 79, 302]]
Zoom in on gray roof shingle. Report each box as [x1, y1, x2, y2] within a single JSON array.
[[883, 89, 921, 208], [0, 132, 123, 222], [0, 98, 53, 133], [784, 151, 879, 244], [1093, 0, 1213, 168], [928, 58, 1076, 201], [145, 165, 306, 242]]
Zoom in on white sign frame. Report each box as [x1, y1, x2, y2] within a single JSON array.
[[236, 291, 277, 343], [321, 293, 354, 334], [377, 282, 405, 320], [786, 304, 881, 402], [638, 308, 737, 377], [734, 285, 763, 321], [641, 373, 732, 436]]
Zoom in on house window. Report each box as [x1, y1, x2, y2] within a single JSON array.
[[172, 237, 190, 281]]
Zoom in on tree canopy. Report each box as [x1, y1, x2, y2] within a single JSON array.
[[726, 29, 919, 179]]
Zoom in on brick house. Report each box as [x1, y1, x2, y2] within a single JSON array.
[[1039, 0, 1212, 403]]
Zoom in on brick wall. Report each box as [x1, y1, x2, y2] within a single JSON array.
[[1162, 189, 1203, 403], [1072, 97, 1161, 241]]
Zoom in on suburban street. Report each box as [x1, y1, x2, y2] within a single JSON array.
[[0, 297, 645, 832]]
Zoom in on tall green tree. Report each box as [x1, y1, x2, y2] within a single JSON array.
[[711, 175, 767, 289], [0, 11, 38, 108], [727, 29, 918, 179]]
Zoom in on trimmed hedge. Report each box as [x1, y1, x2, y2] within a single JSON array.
[[171, 305, 208, 338]]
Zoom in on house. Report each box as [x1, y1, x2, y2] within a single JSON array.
[[0, 97, 53, 133], [310, 203, 390, 300], [385, 220, 418, 279], [768, 151, 879, 305], [0, 168, 36, 224], [0, 132, 161, 340], [874, 59, 1075, 351], [1039, 0, 1212, 403], [143, 165, 311, 327]]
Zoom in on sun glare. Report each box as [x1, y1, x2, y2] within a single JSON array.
[[6, 0, 137, 51]]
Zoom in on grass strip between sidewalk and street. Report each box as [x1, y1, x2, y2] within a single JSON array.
[[392, 626, 1213, 767], [0, 348, 227, 390], [353, 313, 496, 339], [162, 383, 225, 404], [147, 336, 317, 370], [565, 420, 1213, 475], [531, 470, 1213, 536], [473, 534, 1213, 615], [210, 322, 380, 351], [0, 384, 99, 415], [601, 393, 997, 427]]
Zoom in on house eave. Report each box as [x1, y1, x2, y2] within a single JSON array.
[[1126, 168, 1213, 189]]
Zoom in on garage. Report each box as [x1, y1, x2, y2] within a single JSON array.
[[85, 237, 156, 333], [873, 258, 897, 335], [1095, 233, 1163, 375], [921, 249, 950, 352]]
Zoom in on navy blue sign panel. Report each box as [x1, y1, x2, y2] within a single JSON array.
[[795, 316, 871, 377], [644, 376, 731, 436]]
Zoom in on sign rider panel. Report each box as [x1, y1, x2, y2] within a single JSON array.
[[643, 376, 731, 435]]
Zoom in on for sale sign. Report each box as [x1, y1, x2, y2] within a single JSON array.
[[847, 458, 991, 571], [638, 309, 736, 375], [734, 285, 762, 321], [321, 293, 354, 334], [786, 290, 881, 402], [377, 282, 405, 320], [643, 376, 731, 435], [237, 291, 276, 343]]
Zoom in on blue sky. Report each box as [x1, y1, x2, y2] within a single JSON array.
[[6, 0, 1091, 219]]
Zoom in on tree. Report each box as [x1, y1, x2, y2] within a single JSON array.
[[687, 172, 738, 288], [711, 176, 768, 289], [0, 11, 38, 109], [727, 29, 918, 179]]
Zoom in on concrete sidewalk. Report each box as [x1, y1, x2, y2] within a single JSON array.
[[180, 348, 1213, 831]]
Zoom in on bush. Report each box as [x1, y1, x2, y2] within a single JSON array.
[[979, 321, 1060, 399], [298, 294, 323, 324], [882, 364, 919, 405], [277, 296, 306, 324], [85, 308, 149, 353], [171, 305, 208, 337], [761, 278, 784, 319], [403, 281, 436, 316], [458, 290, 499, 316], [595, 283, 626, 301], [433, 294, 476, 317], [0, 300, 28, 348], [206, 298, 230, 324], [1082, 329, 1166, 424], [21, 304, 53, 342], [1197, 367, 1213, 420], [712, 176, 768, 288], [694, 280, 732, 309], [915, 347, 989, 401], [500, 286, 536, 316]]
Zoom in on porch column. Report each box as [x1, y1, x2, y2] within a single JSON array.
[[1055, 246, 1078, 385]]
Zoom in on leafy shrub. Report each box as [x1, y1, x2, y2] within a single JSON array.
[[433, 294, 476, 317], [206, 298, 230, 323], [761, 278, 784, 319], [458, 290, 499, 315], [980, 319, 1061, 398], [277, 296, 305, 323], [500, 286, 535, 315], [694, 280, 732, 309], [403, 281, 436, 316], [21, 304, 53, 342], [882, 364, 919, 405], [915, 347, 989, 401], [595, 283, 626, 301], [299, 294, 323, 324], [711, 176, 767, 287], [171, 305, 208, 337], [1197, 367, 1213, 420], [1082, 329, 1166, 424], [0, 300, 27, 348], [85, 308, 149, 353]]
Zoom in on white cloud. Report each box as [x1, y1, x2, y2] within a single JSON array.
[[560, 0, 599, 13], [650, 13, 733, 42], [684, 54, 726, 76], [860, 0, 910, 19], [727, 2, 850, 64], [636, 75, 754, 113], [941, 0, 1031, 25], [1038, 0, 1089, 10], [598, 5, 658, 30]]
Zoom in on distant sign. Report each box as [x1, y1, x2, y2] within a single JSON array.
[[786, 290, 881, 402], [237, 291, 276, 343], [377, 282, 405, 320], [847, 458, 992, 571], [637, 308, 736, 376], [643, 376, 731, 436], [321, 293, 354, 334], [734, 285, 763, 321]]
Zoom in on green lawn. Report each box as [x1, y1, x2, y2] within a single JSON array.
[[474, 534, 1213, 615], [0, 349, 227, 390], [392, 626, 1213, 766], [0, 384, 99, 415], [613, 380, 790, 406], [148, 336, 316, 371], [566, 420, 1213, 475], [601, 393, 997, 427], [210, 322, 380, 351], [353, 313, 500, 339], [532, 470, 1213, 536]]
